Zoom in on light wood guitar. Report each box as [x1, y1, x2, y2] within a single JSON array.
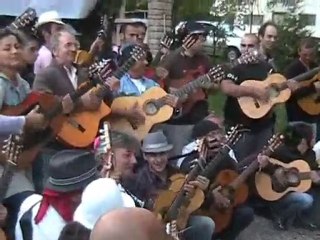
[[238, 66, 320, 119], [206, 134, 282, 233], [109, 51, 259, 141], [57, 46, 145, 148], [255, 158, 314, 201], [297, 72, 320, 115]]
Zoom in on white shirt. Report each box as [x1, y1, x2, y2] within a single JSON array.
[[64, 65, 78, 90], [131, 78, 147, 94]]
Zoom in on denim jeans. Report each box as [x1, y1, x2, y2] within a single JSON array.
[[215, 205, 254, 240], [184, 215, 215, 240], [272, 192, 313, 224]]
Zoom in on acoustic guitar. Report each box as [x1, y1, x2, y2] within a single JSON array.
[[8, 7, 37, 32], [297, 72, 320, 115], [255, 158, 315, 201], [109, 51, 258, 141], [238, 66, 320, 119], [0, 134, 24, 240], [207, 134, 282, 233], [57, 46, 145, 148]]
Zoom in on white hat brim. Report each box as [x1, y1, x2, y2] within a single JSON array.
[[35, 19, 65, 28]]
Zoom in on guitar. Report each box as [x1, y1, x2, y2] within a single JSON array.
[[297, 72, 320, 115], [56, 46, 145, 148], [154, 126, 242, 232], [109, 51, 258, 141], [207, 134, 283, 233], [238, 66, 320, 119], [0, 134, 24, 240], [8, 7, 37, 32], [255, 158, 315, 201], [151, 32, 174, 67]]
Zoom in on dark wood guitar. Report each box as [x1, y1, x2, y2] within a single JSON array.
[[255, 158, 315, 201], [207, 134, 283, 233], [8, 7, 37, 32], [56, 46, 145, 148], [297, 72, 320, 115], [238, 66, 320, 119]]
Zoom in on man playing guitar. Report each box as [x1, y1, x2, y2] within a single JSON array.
[[156, 21, 213, 157]]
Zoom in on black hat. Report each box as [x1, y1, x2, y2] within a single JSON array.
[[177, 21, 207, 41], [192, 120, 220, 139], [46, 150, 97, 192]]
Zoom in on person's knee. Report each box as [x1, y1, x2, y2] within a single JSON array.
[[288, 192, 313, 209], [190, 215, 215, 235], [234, 206, 255, 226]]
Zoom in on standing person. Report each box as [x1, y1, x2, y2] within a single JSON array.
[[33, 10, 65, 74], [156, 21, 213, 157], [284, 38, 320, 140], [258, 21, 278, 70], [15, 149, 97, 240]]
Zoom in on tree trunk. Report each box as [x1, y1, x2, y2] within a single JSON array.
[[147, 0, 173, 56]]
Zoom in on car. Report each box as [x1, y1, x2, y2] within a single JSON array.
[[175, 20, 244, 61]]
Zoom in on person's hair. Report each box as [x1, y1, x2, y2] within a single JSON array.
[[284, 122, 314, 148], [120, 22, 147, 34], [0, 27, 23, 44], [299, 38, 317, 50], [17, 30, 40, 47], [258, 21, 277, 38], [37, 22, 55, 43], [243, 33, 259, 43], [50, 29, 74, 53], [58, 221, 91, 240]]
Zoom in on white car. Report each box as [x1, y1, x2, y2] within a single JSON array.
[[176, 21, 244, 60]]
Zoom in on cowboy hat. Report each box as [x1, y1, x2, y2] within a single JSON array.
[[35, 10, 64, 28]]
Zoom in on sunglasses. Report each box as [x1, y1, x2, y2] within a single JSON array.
[[241, 44, 255, 48]]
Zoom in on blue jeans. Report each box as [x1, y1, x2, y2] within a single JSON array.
[[272, 192, 313, 224], [184, 215, 215, 240]]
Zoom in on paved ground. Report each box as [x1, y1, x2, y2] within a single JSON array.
[[239, 216, 320, 240]]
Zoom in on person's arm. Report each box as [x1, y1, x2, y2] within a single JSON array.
[[32, 69, 54, 94]]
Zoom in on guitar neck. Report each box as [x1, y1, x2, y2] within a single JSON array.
[[200, 146, 229, 178], [0, 163, 16, 203], [166, 164, 200, 221], [292, 66, 320, 82], [299, 171, 313, 180], [230, 160, 259, 189]]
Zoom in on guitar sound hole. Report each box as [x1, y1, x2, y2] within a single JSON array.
[[271, 167, 300, 192], [143, 100, 159, 116]]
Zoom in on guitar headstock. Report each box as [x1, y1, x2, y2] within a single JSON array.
[[9, 8, 37, 31], [88, 59, 115, 79], [195, 138, 208, 161], [2, 135, 23, 166], [98, 122, 111, 154], [262, 133, 284, 156], [225, 125, 243, 146], [198, 66, 225, 89], [160, 32, 174, 49], [236, 49, 260, 65]]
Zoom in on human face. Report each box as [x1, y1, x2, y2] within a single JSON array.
[[259, 25, 278, 51], [137, 26, 146, 43], [113, 148, 137, 178], [0, 35, 22, 69], [240, 36, 258, 54], [123, 25, 140, 44], [22, 40, 39, 65], [53, 31, 77, 65], [144, 151, 169, 174], [129, 55, 148, 78], [299, 46, 316, 66]]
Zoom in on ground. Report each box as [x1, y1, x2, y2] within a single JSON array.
[[239, 216, 320, 240]]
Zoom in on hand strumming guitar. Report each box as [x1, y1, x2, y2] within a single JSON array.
[[62, 94, 75, 114], [126, 102, 146, 126], [211, 186, 230, 209], [252, 87, 270, 103], [287, 79, 299, 92], [257, 154, 270, 169], [0, 204, 7, 227], [80, 90, 102, 111], [25, 106, 48, 130]]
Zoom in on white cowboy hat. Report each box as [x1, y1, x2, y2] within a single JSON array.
[[35, 10, 65, 28]]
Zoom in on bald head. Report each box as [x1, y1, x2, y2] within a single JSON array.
[[90, 208, 172, 240]]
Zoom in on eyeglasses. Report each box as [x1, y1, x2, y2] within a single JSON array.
[[240, 44, 255, 48]]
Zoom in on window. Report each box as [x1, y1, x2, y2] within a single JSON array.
[[272, 12, 286, 24], [243, 15, 264, 25], [274, 0, 297, 7], [300, 14, 316, 26]]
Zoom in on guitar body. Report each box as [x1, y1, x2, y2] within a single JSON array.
[[0, 91, 41, 116], [0, 230, 6, 240], [297, 73, 320, 115], [208, 170, 249, 233], [169, 70, 206, 116], [110, 87, 173, 141], [238, 74, 291, 119], [153, 173, 205, 230], [255, 158, 312, 201], [74, 50, 94, 67]]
